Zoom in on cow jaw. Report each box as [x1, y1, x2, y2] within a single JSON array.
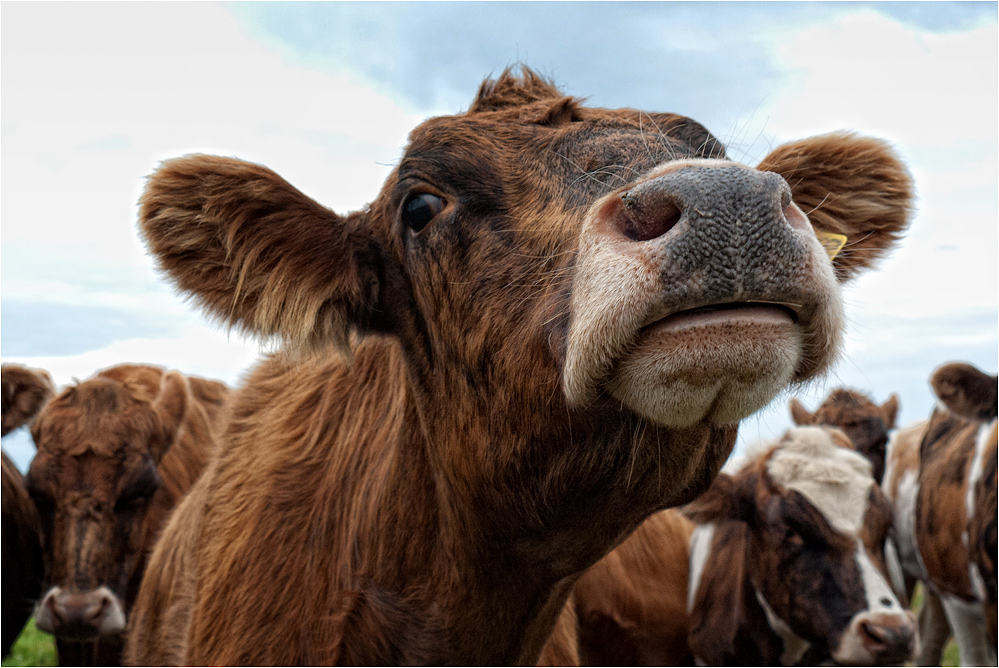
[[563, 160, 842, 427]]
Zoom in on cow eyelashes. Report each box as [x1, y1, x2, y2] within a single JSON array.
[[401, 193, 446, 233]]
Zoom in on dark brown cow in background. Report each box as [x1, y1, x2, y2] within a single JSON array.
[[19, 364, 229, 666], [572, 509, 695, 665], [790, 388, 899, 483], [125, 67, 912, 665], [685, 426, 917, 665], [912, 361, 997, 666], [2, 364, 54, 658]]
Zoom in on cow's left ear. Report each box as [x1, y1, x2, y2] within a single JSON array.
[[758, 132, 913, 282], [788, 398, 815, 426], [150, 371, 189, 464], [931, 362, 998, 422]]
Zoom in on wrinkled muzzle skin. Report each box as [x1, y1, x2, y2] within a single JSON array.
[[566, 158, 840, 427]]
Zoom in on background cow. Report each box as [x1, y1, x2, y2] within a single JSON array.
[[685, 426, 917, 665], [2, 364, 53, 658], [911, 361, 997, 666], [790, 388, 899, 483], [20, 364, 229, 665], [125, 67, 912, 665]]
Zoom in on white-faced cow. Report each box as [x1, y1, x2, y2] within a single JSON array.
[[21, 364, 229, 665], [909, 362, 997, 666], [125, 67, 912, 665], [685, 426, 917, 665], [2, 364, 54, 658]]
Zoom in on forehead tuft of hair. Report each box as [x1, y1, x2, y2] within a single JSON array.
[[469, 66, 568, 113], [766, 426, 874, 534]]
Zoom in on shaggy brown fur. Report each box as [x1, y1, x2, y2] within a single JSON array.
[[22, 364, 229, 666], [2, 452, 44, 658], [572, 509, 695, 665], [1, 364, 53, 657], [790, 389, 899, 483], [127, 67, 912, 665]]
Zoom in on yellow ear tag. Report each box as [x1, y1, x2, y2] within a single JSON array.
[[815, 231, 847, 261]]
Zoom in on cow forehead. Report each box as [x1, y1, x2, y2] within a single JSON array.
[[765, 426, 874, 534]]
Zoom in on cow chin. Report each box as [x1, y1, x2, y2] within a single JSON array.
[[606, 308, 802, 427]]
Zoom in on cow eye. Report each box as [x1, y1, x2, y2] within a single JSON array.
[[401, 193, 445, 233]]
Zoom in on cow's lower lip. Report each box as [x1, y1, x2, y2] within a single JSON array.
[[607, 303, 802, 427], [643, 303, 798, 334]]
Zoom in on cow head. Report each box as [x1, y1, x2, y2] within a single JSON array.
[[2, 364, 55, 437], [23, 365, 188, 643], [687, 426, 917, 665], [790, 389, 899, 482], [138, 68, 911, 511]]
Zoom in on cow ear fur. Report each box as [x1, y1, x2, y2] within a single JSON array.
[[139, 155, 387, 354], [1, 364, 55, 437], [757, 132, 913, 283], [788, 398, 815, 426], [683, 473, 754, 525], [931, 362, 998, 422], [151, 371, 189, 464]]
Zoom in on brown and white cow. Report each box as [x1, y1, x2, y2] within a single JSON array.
[[2, 364, 54, 658], [790, 388, 899, 483], [685, 426, 917, 665], [20, 364, 229, 665], [906, 361, 997, 666], [125, 67, 912, 665]]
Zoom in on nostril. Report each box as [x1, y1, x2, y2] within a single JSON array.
[[861, 621, 889, 647], [86, 595, 110, 623], [879, 596, 894, 607], [619, 192, 683, 242], [46, 595, 64, 622]]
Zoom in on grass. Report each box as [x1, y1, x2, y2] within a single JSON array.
[[2, 619, 56, 667]]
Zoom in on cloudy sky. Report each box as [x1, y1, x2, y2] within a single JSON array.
[[2, 2, 996, 470]]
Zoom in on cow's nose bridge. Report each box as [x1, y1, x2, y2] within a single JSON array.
[[611, 164, 794, 244]]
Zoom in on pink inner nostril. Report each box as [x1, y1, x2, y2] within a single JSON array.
[[619, 193, 683, 242]]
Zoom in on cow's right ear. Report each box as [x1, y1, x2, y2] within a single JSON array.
[[880, 393, 900, 429], [683, 472, 755, 525], [758, 133, 913, 282], [788, 398, 815, 426], [150, 371, 189, 464], [931, 362, 998, 422], [1, 364, 55, 437], [139, 155, 389, 354]]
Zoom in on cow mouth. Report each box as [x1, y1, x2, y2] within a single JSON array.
[[605, 300, 804, 427], [639, 301, 800, 333]]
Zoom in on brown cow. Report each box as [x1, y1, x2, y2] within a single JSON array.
[[21, 364, 229, 665], [685, 426, 917, 665], [125, 67, 912, 665], [790, 388, 899, 483], [2, 364, 53, 658], [572, 509, 695, 665], [910, 362, 997, 666]]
